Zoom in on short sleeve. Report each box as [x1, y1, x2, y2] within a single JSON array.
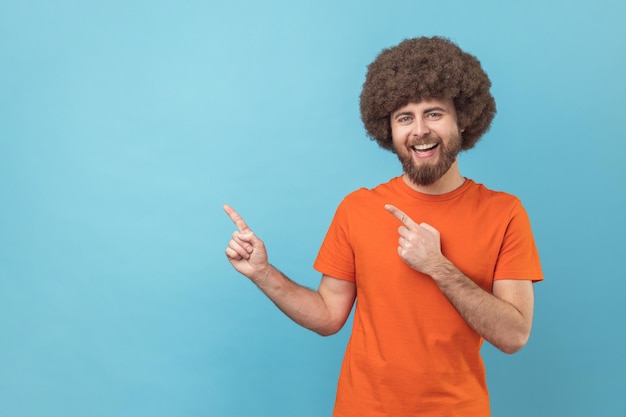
[[313, 199, 356, 281], [494, 201, 543, 282]]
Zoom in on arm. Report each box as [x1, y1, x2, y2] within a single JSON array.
[[224, 205, 356, 336], [385, 204, 535, 354], [427, 263, 533, 354]]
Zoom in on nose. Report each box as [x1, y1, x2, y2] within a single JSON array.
[[412, 119, 430, 138]]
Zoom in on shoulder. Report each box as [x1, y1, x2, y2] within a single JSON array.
[[341, 177, 399, 205], [465, 180, 523, 210], [456, 180, 533, 228], [330, 178, 400, 225]]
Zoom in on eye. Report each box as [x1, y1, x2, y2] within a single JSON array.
[[426, 112, 442, 120], [397, 115, 412, 123]]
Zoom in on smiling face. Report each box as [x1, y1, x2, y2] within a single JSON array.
[[391, 99, 463, 187]]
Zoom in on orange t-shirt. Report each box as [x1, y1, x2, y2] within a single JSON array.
[[314, 177, 543, 417]]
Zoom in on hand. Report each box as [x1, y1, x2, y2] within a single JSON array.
[[224, 204, 270, 283], [385, 204, 446, 276]]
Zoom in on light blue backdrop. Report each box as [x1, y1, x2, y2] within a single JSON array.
[[1, 0, 625, 416]]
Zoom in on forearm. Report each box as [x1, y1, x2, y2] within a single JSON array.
[[429, 260, 532, 354], [254, 265, 343, 336], [223, 207, 353, 336]]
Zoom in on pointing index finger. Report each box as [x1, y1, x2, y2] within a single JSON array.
[[223, 204, 250, 232], [385, 204, 419, 229]]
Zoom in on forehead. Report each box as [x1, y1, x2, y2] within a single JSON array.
[[392, 98, 456, 116]]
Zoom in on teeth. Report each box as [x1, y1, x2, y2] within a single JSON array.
[[413, 143, 437, 151]]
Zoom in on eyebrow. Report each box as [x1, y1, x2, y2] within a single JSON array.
[[393, 111, 414, 118], [422, 106, 448, 114], [392, 106, 449, 118]]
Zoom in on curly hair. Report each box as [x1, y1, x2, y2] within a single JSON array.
[[359, 36, 496, 151]]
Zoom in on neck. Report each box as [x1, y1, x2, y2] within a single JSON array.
[[402, 161, 465, 195]]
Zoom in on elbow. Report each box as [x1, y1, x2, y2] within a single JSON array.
[[315, 329, 339, 337], [311, 319, 345, 337], [498, 331, 531, 355], [313, 324, 342, 337], [499, 343, 524, 355]]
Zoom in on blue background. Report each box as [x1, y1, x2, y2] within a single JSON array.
[[1, 0, 625, 416]]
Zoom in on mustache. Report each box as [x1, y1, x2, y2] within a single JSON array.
[[408, 137, 441, 147]]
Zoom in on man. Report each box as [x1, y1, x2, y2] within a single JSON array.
[[224, 36, 543, 416]]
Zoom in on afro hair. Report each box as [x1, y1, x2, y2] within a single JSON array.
[[359, 36, 496, 151]]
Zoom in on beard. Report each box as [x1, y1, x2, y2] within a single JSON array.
[[395, 130, 462, 186]]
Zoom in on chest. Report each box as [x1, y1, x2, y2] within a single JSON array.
[[347, 200, 509, 292]]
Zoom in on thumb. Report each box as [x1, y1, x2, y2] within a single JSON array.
[[419, 222, 440, 236], [239, 229, 264, 249]]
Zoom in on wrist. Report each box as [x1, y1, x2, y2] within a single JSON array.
[[427, 257, 457, 283], [251, 264, 272, 287]]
